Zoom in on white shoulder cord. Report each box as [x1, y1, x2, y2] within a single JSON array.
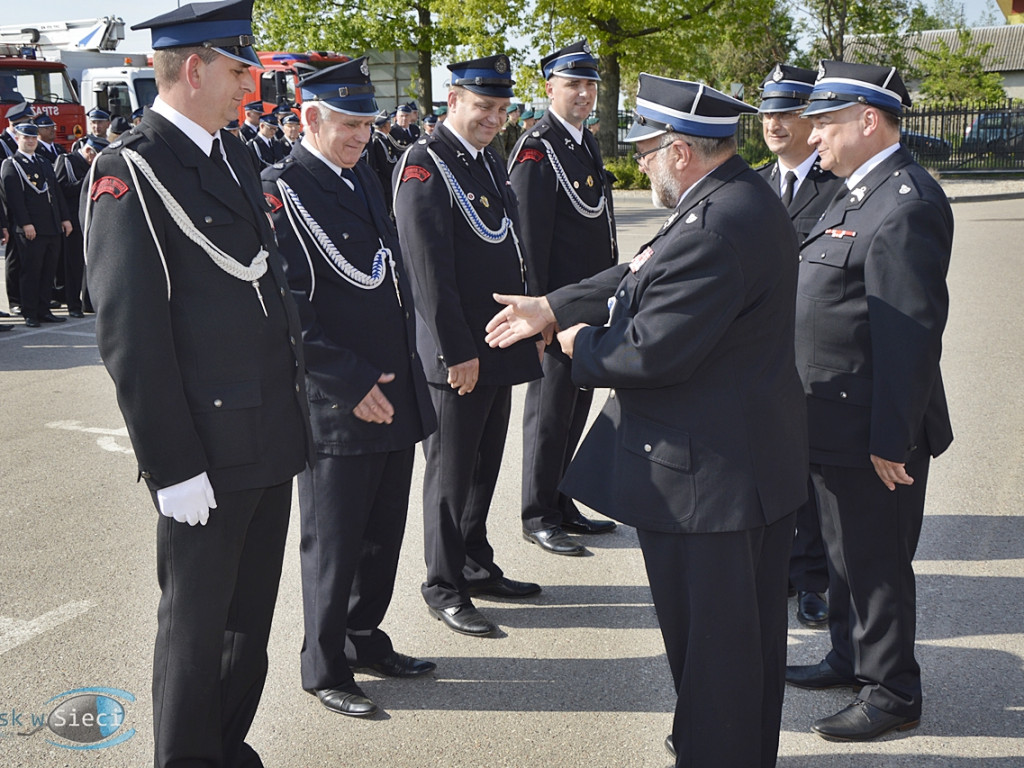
[[122, 148, 269, 315], [276, 177, 401, 306], [539, 137, 606, 218]]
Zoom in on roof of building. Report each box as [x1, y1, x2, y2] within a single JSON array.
[[850, 25, 1024, 73]]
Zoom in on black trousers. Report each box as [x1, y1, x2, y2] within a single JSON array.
[[813, 458, 929, 719], [298, 448, 414, 691], [521, 347, 593, 532], [62, 227, 85, 313], [4, 237, 20, 307], [421, 383, 510, 608], [152, 480, 292, 768], [788, 478, 829, 593], [15, 232, 60, 321], [638, 511, 795, 768]]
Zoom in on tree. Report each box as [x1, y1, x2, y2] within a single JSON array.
[[253, 0, 518, 108], [796, 0, 918, 68], [916, 26, 1006, 102], [525, 0, 727, 158]]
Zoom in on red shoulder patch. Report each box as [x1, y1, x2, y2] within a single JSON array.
[[517, 148, 544, 163], [263, 192, 283, 212], [401, 165, 431, 183], [90, 176, 130, 201]]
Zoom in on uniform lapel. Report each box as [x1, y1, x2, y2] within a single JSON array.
[[293, 143, 373, 225]]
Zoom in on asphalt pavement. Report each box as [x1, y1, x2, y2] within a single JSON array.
[[0, 189, 1022, 767]]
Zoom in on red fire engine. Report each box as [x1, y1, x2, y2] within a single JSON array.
[[0, 43, 85, 150]]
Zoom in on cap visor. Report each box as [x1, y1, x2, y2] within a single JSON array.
[[215, 46, 263, 69], [757, 99, 805, 114], [625, 122, 665, 142], [800, 100, 856, 117], [462, 85, 515, 99], [319, 100, 380, 118], [551, 70, 601, 82]]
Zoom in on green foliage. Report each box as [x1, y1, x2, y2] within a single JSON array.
[[916, 27, 1006, 103], [605, 157, 651, 189]]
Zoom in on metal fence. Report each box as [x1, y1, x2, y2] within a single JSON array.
[[616, 99, 1024, 173]]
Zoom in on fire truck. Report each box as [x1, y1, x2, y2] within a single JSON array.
[[0, 17, 155, 123], [239, 51, 351, 123], [0, 43, 84, 150]]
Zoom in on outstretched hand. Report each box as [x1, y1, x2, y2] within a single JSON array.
[[485, 293, 556, 348]]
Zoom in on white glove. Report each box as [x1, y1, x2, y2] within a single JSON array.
[[155, 471, 217, 526]]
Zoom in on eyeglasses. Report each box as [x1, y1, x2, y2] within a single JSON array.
[[632, 143, 672, 163]]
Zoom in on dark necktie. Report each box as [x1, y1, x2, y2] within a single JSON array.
[[780, 170, 797, 207], [210, 137, 235, 183], [341, 167, 368, 209], [476, 151, 496, 189]]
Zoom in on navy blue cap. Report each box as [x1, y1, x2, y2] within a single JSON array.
[[87, 108, 111, 121], [448, 55, 514, 98], [280, 112, 300, 125], [541, 39, 600, 81], [423, 113, 437, 125], [626, 74, 757, 141], [6, 102, 34, 122], [131, 107, 145, 120], [758, 64, 815, 113], [258, 113, 278, 125], [373, 110, 389, 126], [406, 101, 418, 112], [85, 134, 110, 151], [299, 57, 378, 116], [33, 113, 56, 127], [132, 0, 262, 69], [396, 104, 413, 114], [14, 123, 39, 137], [225, 119, 240, 129], [243, 100, 263, 112], [109, 116, 131, 135], [803, 61, 911, 117]]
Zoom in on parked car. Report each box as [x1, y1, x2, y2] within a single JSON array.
[[962, 111, 1024, 156], [901, 130, 952, 163]]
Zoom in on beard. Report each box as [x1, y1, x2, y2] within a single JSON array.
[[647, 153, 682, 209]]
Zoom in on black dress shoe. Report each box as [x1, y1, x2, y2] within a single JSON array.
[[0, 310, 9, 317], [314, 683, 377, 717], [24, 318, 40, 328], [39, 313, 66, 323], [49, 299, 61, 309], [428, 604, 496, 636], [797, 591, 829, 628], [664, 734, 676, 758], [812, 700, 919, 741], [523, 527, 585, 556], [561, 511, 616, 534], [357, 651, 436, 678], [68, 310, 85, 318], [786, 660, 860, 690], [467, 576, 542, 599]]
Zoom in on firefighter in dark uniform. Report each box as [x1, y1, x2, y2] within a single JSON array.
[[755, 63, 845, 628], [72, 108, 111, 152], [55, 134, 106, 317], [393, 54, 543, 638], [365, 110, 397, 208], [262, 57, 438, 719], [388, 102, 419, 151], [33, 113, 65, 163], [279, 110, 301, 153], [507, 39, 618, 556], [1, 122, 72, 327], [2, 102, 36, 315], [485, 74, 809, 767], [240, 99, 262, 141], [248, 112, 288, 167], [785, 61, 953, 742], [81, 1, 315, 765]]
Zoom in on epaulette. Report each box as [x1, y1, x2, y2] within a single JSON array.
[[105, 130, 145, 153]]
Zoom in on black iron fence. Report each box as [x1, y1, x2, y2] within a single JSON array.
[[616, 99, 1024, 173]]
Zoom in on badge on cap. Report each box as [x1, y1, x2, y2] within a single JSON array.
[[360, 59, 370, 76], [899, 184, 911, 195]]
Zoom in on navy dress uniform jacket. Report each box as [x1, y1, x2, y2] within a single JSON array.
[[550, 155, 809, 533], [796, 146, 953, 467], [1, 151, 69, 235], [757, 157, 844, 242], [393, 124, 542, 386], [262, 144, 436, 453], [508, 111, 617, 293], [83, 111, 315, 492]]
